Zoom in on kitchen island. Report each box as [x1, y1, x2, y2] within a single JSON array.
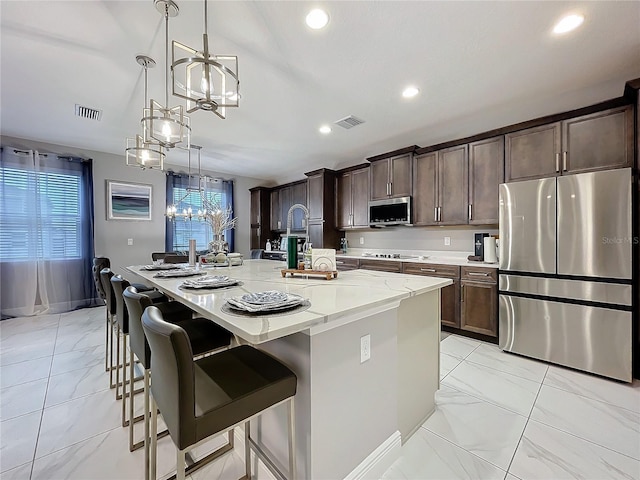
[[127, 259, 452, 479]]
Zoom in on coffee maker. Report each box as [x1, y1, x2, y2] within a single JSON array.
[[474, 233, 490, 260]]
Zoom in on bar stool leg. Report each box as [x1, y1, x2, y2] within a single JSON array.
[[114, 325, 121, 397], [176, 449, 186, 480], [122, 333, 129, 427], [144, 370, 150, 480], [244, 421, 251, 479], [150, 396, 158, 480], [288, 398, 296, 480], [105, 309, 109, 372]]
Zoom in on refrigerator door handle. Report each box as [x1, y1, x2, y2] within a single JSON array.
[[434, 207, 438, 222], [468, 204, 472, 222], [563, 151, 568, 172], [555, 153, 560, 173]]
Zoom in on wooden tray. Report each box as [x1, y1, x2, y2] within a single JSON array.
[[281, 269, 338, 280]]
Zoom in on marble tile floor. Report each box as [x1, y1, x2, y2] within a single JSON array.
[[1, 307, 639, 479]]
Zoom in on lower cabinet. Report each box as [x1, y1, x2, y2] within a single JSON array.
[[335, 257, 360, 271], [402, 263, 460, 328], [359, 259, 403, 273], [460, 266, 498, 337]]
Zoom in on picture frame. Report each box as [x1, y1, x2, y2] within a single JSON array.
[[106, 180, 152, 221]]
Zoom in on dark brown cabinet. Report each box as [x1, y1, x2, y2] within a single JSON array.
[[460, 266, 498, 337], [506, 106, 633, 182], [305, 169, 339, 249], [335, 257, 360, 271], [337, 167, 370, 229], [468, 136, 504, 225], [359, 259, 403, 273], [369, 153, 412, 200], [249, 187, 271, 250], [402, 263, 461, 328], [413, 145, 468, 226], [270, 181, 307, 232]]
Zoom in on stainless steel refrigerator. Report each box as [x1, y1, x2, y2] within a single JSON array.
[[499, 168, 633, 382]]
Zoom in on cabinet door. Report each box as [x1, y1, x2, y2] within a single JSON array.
[[441, 279, 460, 328], [270, 189, 281, 231], [290, 182, 307, 231], [307, 174, 323, 221], [460, 280, 497, 336], [351, 168, 370, 227], [308, 221, 324, 248], [390, 154, 412, 198], [505, 122, 561, 182], [250, 190, 260, 226], [562, 106, 634, 174], [250, 226, 260, 250], [413, 152, 438, 225], [336, 173, 352, 229], [469, 136, 504, 225], [438, 145, 469, 225], [279, 186, 292, 231], [370, 159, 390, 200]]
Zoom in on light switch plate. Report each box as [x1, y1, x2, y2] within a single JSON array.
[[444, 236, 451, 246], [127, 238, 134, 246]]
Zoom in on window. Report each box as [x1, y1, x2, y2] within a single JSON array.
[[0, 166, 83, 261], [169, 188, 224, 251]]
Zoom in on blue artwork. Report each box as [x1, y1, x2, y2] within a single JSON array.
[[107, 181, 152, 220]]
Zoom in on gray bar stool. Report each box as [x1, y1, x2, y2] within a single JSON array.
[[110, 275, 167, 424], [92, 257, 111, 372], [122, 286, 232, 462], [142, 306, 297, 480]]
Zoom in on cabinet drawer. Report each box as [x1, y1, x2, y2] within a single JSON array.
[[461, 266, 497, 283], [402, 262, 460, 278], [359, 259, 403, 273], [335, 257, 360, 271]]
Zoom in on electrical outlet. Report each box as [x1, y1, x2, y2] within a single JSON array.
[[127, 238, 134, 246], [360, 334, 371, 363], [444, 236, 451, 246], [359, 237, 365, 245]]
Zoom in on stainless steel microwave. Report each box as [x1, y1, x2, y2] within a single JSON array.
[[369, 196, 412, 227]]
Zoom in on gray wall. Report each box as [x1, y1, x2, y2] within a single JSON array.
[[345, 225, 499, 253], [1, 136, 263, 272]]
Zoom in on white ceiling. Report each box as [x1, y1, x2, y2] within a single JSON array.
[[1, 1, 639, 183]]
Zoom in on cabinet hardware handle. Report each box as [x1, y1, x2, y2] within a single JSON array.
[[468, 272, 489, 276], [257, 215, 260, 223], [336, 261, 345, 265], [434, 207, 438, 222], [420, 268, 437, 272], [555, 153, 560, 173], [468, 204, 472, 222], [563, 151, 568, 172], [389, 182, 393, 195], [438, 207, 442, 222], [461, 285, 464, 301]]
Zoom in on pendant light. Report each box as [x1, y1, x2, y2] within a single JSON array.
[[125, 55, 165, 169], [166, 145, 204, 221], [171, 0, 240, 118], [142, 0, 191, 149]]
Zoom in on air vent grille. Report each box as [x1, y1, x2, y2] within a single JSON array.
[[334, 115, 365, 129], [75, 104, 102, 121]]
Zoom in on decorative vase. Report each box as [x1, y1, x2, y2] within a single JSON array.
[[208, 234, 229, 253]]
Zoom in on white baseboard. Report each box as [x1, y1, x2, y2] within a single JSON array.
[[344, 430, 402, 480]]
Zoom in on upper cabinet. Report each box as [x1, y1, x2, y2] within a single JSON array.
[[305, 169, 339, 248], [249, 187, 271, 250], [369, 150, 414, 200], [337, 166, 370, 229], [413, 145, 468, 226], [468, 136, 504, 224], [506, 106, 633, 182], [270, 181, 307, 232]]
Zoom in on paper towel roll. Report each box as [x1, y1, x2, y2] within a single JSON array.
[[483, 237, 497, 263]]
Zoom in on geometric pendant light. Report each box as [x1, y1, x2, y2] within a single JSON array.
[[125, 55, 165, 170], [171, 0, 239, 118], [142, 0, 191, 149]]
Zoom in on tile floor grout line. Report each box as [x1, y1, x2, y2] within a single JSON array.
[[29, 313, 61, 480], [504, 364, 548, 476], [538, 379, 640, 415], [462, 357, 546, 384], [434, 382, 529, 420]]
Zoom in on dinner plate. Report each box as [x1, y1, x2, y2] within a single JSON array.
[[226, 292, 305, 313], [240, 291, 289, 305], [153, 269, 204, 278]]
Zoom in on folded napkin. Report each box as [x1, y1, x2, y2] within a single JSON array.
[[180, 275, 239, 289], [226, 291, 305, 313]]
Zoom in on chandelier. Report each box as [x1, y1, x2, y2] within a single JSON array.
[[125, 55, 165, 170], [171, 0, 240, 118], [142, 0, 191, 149]]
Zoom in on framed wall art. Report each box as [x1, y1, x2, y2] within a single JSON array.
[[106, 180, 152, 221]]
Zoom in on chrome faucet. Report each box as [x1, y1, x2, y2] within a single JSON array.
[[286, 203, 309, 243]]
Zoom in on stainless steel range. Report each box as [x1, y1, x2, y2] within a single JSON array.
[[498, 168, 633, 382]]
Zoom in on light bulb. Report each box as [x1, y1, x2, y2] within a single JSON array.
[[141, 149, 150, 165], [162, 121, 172, 142]]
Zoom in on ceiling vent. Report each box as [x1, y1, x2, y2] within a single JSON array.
[[75, 104, 102, 121], [334, 115, 365, 129]]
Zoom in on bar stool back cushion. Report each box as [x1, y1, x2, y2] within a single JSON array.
[[110, 275, 131, 333], [92, 257, 110, 301], [100, 268, 117, 316], [142, 307, 296, 451]]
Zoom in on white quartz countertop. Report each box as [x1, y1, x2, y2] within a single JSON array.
[[337, 254, 499, 268], [126, 259, 452, 344]]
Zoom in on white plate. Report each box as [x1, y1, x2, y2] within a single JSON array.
[[241, 291, 289, 305]]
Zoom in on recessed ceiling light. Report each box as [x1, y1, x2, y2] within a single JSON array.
[[306, 9, 329, 29], [402, 86, 420, 98], [553, 14, 584, 34], [319, 125, 332, 134]]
